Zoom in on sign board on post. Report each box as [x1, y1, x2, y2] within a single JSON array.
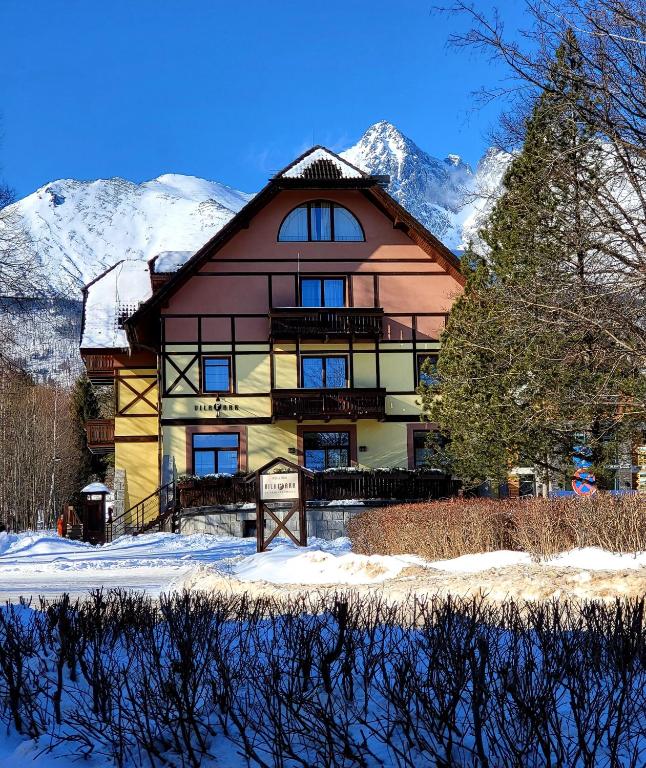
[[248, 458, 312, 553], [260, 473, 300, 501]]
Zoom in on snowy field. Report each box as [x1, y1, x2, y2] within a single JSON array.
[[3, 530, 646, 604]]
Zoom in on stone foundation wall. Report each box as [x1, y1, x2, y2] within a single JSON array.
[[179, 503, 373, 540]]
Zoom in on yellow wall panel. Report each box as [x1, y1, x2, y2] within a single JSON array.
[[117, 374, 158, 416], [385, 395, 421, 417], [357, 422, 409, 468], [236, 354, 271, 394], [164, 355, 200, 395], [300, 342, 349, 352], [353, 353, 377, 388], [379, 353, 415, 392], [115, 442, 159, 509], [161, 396, 271, 419], [114, 416, 158, 437], [274, 354, 298, 389], [118, 368, 157, 377], [247, 422, 297, 468]]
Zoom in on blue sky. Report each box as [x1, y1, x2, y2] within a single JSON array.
[[1, 0, 525, 198]]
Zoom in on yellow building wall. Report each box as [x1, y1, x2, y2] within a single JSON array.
[[356, 422, 409, 468], [379, 352, 415, 391], [353, 353, 377, 388], [273, 354, 298, 389], [159, 346, 437, 477], [114, 367, 160, 509], [115, 442, 159, 511], [236, 354, 271, 394]]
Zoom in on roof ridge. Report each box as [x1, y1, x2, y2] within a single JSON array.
[[278, 146, 366, 180]]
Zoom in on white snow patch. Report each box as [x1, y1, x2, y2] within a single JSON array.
[[233, 540, 424, 584], [153, 249, 194, 272], [81, 259, 151, 348], [426, 550, 532, 573], [544, 547, 646, 571]]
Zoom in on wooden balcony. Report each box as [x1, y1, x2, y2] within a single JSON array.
[[83, 354, 115, 384], [178, 471, 460, 508], [86, 419, 115, 453], [272, 388, 386, 421], [270, 307, 384, 340]]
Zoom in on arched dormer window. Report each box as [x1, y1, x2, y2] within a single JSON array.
[[278, 201, 365, 242]]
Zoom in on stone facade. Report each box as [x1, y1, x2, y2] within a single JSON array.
[[179, 503, 373, 540]]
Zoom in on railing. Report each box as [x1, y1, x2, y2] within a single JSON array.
[[106, 481, 177, 542], [272, 388, 386, 420], [178, 475, 256, 509], [270, 307, 384, 340], [83, 354, 115, 383], [85, 419, 115, 453], [178, 471, 459, 509]]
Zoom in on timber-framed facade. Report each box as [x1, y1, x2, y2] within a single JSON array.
[[80, 147, 465, 511]]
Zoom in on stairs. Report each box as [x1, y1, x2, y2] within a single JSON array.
[[106, 481, 179, 542]]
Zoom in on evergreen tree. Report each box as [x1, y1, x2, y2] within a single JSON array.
[[421, 30, 645, 489], [70, 374, 107, 488]]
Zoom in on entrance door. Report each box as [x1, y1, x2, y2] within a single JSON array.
[[84, 500, 105, 545]]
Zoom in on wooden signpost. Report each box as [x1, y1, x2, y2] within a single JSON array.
[[248, 457, 313, 553]]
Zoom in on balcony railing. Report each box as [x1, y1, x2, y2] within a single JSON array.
[[272, 388, 386, 421], [86, 419, 115, 453], [270, 307, 384, 340], [83, 354, 115, 384], [178, 471, 460, 508]]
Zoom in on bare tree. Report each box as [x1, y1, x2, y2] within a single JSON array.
[[447, 0, 646, 365]]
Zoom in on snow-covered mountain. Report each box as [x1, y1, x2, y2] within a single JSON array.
[[342, 121, 509, 250], [7, 174, 252, 294], [7, 121, 508, 295], [2, 121, 510, 380]]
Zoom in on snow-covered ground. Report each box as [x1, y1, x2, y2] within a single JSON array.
[[0, 531, 253, 602], [3, 530, 646, 604]]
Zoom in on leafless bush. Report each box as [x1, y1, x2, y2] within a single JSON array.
[[348, 495, 646, 559], [1, 589, 646, 766]]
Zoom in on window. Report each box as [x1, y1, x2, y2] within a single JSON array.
[[303, 431, 350, 470], [203, 357, 232, 393], [278, 201, 364, 242], [416, 353, 438, 387], [192, 433, 239, 476], [302, 356, 347, 388], [300, 277, 345, 307], [413, 431, 432, 469]]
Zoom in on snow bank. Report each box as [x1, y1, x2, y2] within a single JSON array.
[[426, 550, 532, 573], [544, 547, 646, 571], [233, 542, 424, 585]]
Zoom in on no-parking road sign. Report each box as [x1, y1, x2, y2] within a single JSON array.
[[572, 467, 597, 496]]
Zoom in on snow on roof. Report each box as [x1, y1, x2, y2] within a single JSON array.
[[81, 482, 110, 494], [281, 148, 364, 180], [153, 250, 194, 273], [81, 260, 152, 349]]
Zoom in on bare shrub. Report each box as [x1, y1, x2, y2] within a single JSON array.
[[2, 590, 646, 766], [348, 495, 646, 559]]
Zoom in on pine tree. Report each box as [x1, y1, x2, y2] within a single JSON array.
[[421, 30, 645, 489], [70, 374, 107, 489]]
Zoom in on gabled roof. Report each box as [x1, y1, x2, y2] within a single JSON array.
[[125, 145, 464, 347], [279, 146, 366, 180]]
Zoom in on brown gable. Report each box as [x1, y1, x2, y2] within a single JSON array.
[[125, 147, 464, 346]]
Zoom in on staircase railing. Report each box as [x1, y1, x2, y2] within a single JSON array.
[[106, 481, 178, 542]]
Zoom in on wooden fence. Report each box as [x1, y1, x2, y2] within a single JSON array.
[[178, 471, 460, 509]]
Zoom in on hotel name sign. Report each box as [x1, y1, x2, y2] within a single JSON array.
[[194, 398, 240, 415], [260, 473, 300, 501]]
